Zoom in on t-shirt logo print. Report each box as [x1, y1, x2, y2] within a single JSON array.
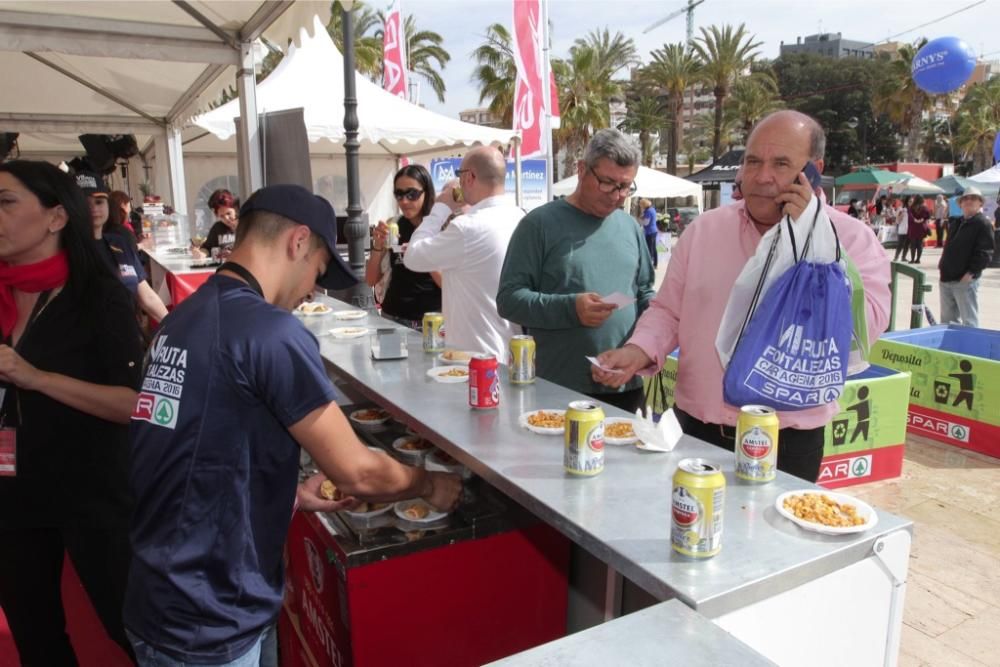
[[154, 400, 175, 426]]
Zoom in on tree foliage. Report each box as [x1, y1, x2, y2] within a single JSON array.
[[470, 23, 516, 127], [641, 43, 702, 174]]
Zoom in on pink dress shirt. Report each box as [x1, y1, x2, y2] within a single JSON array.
[[628, 201, 891, 430]]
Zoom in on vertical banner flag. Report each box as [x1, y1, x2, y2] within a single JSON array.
[[512, 0, 545, 157], [382, 0, 408, 100]]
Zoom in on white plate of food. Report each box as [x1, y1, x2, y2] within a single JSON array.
[[349, 408, 390, 430], [332, 309, 367, 321], [603, 418, 639, 445], [391, 435, 436, 463], [426, 366, 470, 383], [343, 501, 394, 519], [329, 326, 370, 340], [295, 302, 333, 316], [394, 499, 449, 524], [518, 409, 566, 436], [437, 349, 475, 365], [775, 490, 878, 536]]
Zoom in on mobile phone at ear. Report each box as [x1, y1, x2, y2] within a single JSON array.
[[801, 161, 822, 190]]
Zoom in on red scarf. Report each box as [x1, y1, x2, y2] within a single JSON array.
[[0, 250, 69, 339]]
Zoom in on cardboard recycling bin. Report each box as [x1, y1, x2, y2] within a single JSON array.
[[872, 325, 1000, 458], [645, 352, 908, 487]]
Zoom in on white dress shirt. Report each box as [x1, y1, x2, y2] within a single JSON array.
[[403, 195, 524, 360]]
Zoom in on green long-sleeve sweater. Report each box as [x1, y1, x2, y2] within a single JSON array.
[[497, 199, 656, 395]]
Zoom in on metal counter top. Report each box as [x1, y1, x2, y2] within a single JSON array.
[[486, 599, 776, 666], [146, 248, 219, 275], [302, 299, 913, 619]]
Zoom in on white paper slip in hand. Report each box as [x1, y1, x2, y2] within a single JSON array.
[[586, 356, 623, 374], [600, 292, 636, 309]]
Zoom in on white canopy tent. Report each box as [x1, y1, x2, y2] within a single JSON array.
[[969, 165, 1000, 184], [0, 0, 333, 212], [552, 166, 703, 206]]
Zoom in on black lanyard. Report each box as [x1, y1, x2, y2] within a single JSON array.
[[216, 261, 264, 299]]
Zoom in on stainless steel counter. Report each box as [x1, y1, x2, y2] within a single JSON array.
[[487, 599, 776, 666], [301, 298, 913, 619], [146, 248, 219, 276]]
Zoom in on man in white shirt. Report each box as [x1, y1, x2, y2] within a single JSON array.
[[404, 147, 524, 359]]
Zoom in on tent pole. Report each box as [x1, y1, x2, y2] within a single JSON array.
[[236, 40, 263, 198], [541, 0, 553, 202], [339, 3, 372, 308], [514, 138, 523, 208]]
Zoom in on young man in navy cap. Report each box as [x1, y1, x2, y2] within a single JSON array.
[[125, 184, 461, 666]]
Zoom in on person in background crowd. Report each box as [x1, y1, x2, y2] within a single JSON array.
[[994, 194, 1000, 230], [875, 194, 887, 216], [366, 165, 442, 329], [892, 197, 910, 262], [109, 190, 139, 240], [497, 129, 656, 413], [639, 198, 659, 268], [938, 186, 995, 328], [933, 194, 949, 247], [125, 184, 460, 666], [0, 160, 143, 664], [847, 198, 860, 218], [78, 172, 169, 322], [907, 194, 930, 264], [591, 111, 891, 482], [403, 146, 524, 360], [195, 188, 239, 259]]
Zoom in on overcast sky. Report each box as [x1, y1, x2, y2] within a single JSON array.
[[390, 0, 997, 117]]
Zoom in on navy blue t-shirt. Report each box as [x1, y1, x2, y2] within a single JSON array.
[[125, 274, 338, 663], [96, 231, 147, 295]]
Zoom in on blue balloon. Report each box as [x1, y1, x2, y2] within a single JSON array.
[[911, 37, 976, 95], [993, 132, 1000, 164]]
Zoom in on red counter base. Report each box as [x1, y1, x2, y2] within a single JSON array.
[[818, 444, 905, 489], [282, 513, 570, 667], [906, 406, 1000, 459]]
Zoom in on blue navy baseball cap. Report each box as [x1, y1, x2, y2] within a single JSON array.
[[239, 184, 357, 290]]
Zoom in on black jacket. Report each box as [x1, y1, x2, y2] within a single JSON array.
[[939, 212, 995, 282]]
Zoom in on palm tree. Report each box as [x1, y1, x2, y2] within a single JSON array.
[[471, 23, 517, 127], [691, 24, 763, 160], [617, 87, 668, 167], [871, 39, 933, 161], [573, 28, 640, 79], [954, 77, 1000, 172], [553, 45, 621, 173], [395, 14, 451, 103], [327, 1, 382, 80], [642, 43, 702, 174], [725, 69, 782, 143]]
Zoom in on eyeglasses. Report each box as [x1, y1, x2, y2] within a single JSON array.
[[393, 188, 424, 202], [455, 169, 471, 177], [588, 166, 636, 196]]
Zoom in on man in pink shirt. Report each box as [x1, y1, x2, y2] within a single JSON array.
[[593, 110, 891, 481]]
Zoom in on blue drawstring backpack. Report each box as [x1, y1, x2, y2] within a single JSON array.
[[722, 208, 853, 411]]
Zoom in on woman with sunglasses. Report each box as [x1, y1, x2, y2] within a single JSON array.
[[365, 165, 442, 328]]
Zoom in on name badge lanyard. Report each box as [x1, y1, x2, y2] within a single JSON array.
[[0, 289, 53, 476], [216, 261, 264, 299]]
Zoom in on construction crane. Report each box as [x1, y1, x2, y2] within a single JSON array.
[[643, 0, 707, 44]]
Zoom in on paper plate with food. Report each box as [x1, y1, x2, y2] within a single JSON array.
[[349, 408, 390, 430], [343, 501, 394, 519], [426, 366, 470, 383], [329, 326, 370, 340], [518, 409, 566, 435], [437, 349, 475, 365], [295, 301, 333, 316], [394, 499, 449, 524], [391, 435, 435, 463], [603, 418, 639, 445], [332, 309, 367, 321], [775, 490, 878, 536]]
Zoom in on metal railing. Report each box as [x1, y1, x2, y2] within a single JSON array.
[[888, 261, 932, 331]]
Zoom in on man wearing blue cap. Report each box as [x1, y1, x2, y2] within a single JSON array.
[[125, 184, 461, 666]]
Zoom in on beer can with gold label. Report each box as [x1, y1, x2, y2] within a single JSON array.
[[422, 312, 444, 352], [735, 405, 780, 483], [564, 401, 605, 476], [386, 219, 400, 248], [508, 335, 536, 384], [671, 459, 725, 558]]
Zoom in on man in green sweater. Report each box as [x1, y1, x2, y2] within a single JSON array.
[[497, 129, 656, 412]]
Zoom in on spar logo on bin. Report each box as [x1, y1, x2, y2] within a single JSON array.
[[818, 454, 873, 484], [671, 487, 701, 527], [908, 412, 971, 443]]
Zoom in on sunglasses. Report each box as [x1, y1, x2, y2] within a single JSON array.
[[393, 188, 424, 202]]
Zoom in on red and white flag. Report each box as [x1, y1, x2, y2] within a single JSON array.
[[512, 0, 558, 156], [382, 0, 408, 100]]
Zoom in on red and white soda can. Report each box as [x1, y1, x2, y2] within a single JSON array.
[[468, 354, 500, 409]]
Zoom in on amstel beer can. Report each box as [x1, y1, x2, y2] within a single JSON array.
[[508, 335, 536, 384], [564, 401, 605, 476], [735, 405, 780, 483], [671, 459, 725, 558], [422, 312, 445, 352], [386, 219, 400, 247], [468, 354, 500, 409]]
